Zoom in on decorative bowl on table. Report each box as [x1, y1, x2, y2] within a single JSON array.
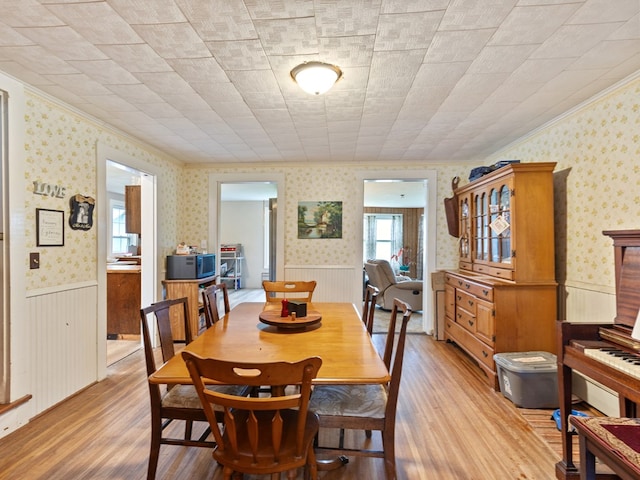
[[258, 310, 321, 330]]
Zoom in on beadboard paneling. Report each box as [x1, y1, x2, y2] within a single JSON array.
[[27, 284, 98, 413], [285, 266, 357, 304]]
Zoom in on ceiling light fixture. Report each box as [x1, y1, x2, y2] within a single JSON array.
[[290, 61, 342, 95]]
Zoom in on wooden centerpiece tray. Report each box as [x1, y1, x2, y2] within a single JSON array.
[[259, 310, 322, 329]]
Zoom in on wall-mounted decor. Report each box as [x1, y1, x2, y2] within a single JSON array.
[[69, 194, 95, 231], [36, 208, 64, 247], [297, 201, 343, 239], [33, 180, 66, 198]]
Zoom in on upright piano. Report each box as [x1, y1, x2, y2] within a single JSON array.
[[556, 230, 640, 479]]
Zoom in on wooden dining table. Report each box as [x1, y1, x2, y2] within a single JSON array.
[[149, 302, 390, 386]]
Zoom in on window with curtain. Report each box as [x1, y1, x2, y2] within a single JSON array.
[[109, 199, 137, 256], [363, 214, 403, 262]]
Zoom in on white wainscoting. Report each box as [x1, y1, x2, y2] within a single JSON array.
[[563, 283, 619, 415], [563, 283, 616, 323], [27, 282, 98, 414], [284, 265, 358, 304]]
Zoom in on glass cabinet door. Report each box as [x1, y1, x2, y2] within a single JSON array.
[[474, 181, 513, 267], [490, 187, 500, 263], [474, 192, 488, 262], [487, 182, 512, 265], [498, 184, 511, 264], [459, 194, 471, 261]]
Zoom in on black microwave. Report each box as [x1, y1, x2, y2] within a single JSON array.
[[166, 254, 215, 280]]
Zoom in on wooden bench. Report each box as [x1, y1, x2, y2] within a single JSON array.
[[569, 415, 640, 480]]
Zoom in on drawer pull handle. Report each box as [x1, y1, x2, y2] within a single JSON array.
[[468, 300, 474, 307], [482, 351, 488, 358], [468, 320, 474, 327], [457, 295, 462, 301], [482, 289, 489, 296], [464, 283, 471, 289]]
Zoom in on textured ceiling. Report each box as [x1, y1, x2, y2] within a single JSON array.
[[2, 0, 640, 165]]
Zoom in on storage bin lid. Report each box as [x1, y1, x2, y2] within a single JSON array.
[[493, 351, 557, 373]]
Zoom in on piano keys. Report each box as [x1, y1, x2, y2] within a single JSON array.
[[583, 347, 640, 380]]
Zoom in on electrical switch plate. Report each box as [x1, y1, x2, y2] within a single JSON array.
[[30, 252, 40, 269]]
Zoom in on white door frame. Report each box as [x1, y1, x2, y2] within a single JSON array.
[[355, 170, 438, 334], [208, 173, 285, 283], [97, 143, 158, 379]]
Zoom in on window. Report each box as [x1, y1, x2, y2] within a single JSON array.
[[109, 199, 137, 256], [363, 214, 403, 262]]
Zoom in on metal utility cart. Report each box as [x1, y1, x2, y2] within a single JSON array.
[[220, 244, 243, 290]]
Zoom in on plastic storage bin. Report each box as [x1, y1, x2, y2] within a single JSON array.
[[493, 351, 558, 408]]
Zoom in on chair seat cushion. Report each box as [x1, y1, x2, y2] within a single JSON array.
[[309, 384, 387, 418], [162, 384, 247, 410]]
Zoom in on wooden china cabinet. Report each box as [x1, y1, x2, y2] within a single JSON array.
[[444, 162, 558, 389]]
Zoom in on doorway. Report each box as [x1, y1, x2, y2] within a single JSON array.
[[98, 144, 158, 377], [356, 170, 437, 334], [209, 173, 285, 290], [105, 161, 144, 365]]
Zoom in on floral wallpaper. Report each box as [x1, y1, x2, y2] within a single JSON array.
[[23, 91, 182, 291], [23, 74, 640, 297], [178, 164, 466, 269], [178, 76, 640, 297], [488, 77, 640, 291]]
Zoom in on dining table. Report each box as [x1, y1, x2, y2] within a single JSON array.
[[149, 301, 390, 387]]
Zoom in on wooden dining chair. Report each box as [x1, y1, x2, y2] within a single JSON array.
[[201, 282, 230, 328], [309, 298, 413, 480], [140, 297, 248, 480], [362, 284, 380, 335], [262, 280, 317, 304], [182, 352, 323, 480]]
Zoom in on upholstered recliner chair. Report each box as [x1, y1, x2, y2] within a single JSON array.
[[364, 259, 423, 311]]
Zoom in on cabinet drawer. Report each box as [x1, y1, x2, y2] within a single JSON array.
[[473, 263, 514, 281], [446, 319, 495, 371], [447, 275, 494, 301], [455, 306, 476, 333], [459, 260, 473, 271], [456, 289, 476, 313]]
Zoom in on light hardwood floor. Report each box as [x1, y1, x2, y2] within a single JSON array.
[[0, 292, 565, 479]]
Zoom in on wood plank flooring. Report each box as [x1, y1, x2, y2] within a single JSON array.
[[0, 291, 571, 479]]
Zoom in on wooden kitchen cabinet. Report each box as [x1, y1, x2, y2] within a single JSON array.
[[444, 162, 557, 389], [125, 185, 141, 234], [107, 265, 141, 336], [162, 275, 217, 341]]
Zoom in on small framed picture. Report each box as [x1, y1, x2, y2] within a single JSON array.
[[36, 208, 65, 247]]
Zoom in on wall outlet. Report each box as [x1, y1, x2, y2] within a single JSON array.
[[30, 252, 40, 269]]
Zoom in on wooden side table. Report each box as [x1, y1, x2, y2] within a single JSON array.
[[162, 275, 217, 341], [569, 415, 640, 480]]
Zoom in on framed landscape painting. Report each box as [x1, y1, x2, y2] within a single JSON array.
[[298, 201, 342, 239]]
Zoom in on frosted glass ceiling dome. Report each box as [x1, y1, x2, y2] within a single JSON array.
[[290, 61, 343, 95]]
